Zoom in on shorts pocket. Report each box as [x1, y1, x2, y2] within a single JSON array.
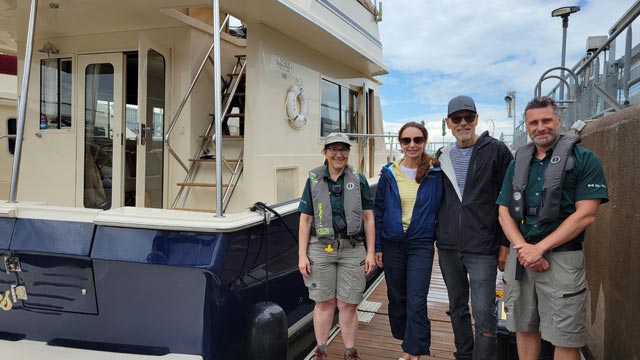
[[552, 288, 586, 334]]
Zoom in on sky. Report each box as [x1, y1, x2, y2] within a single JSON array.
[[377, 0, 638, 146]]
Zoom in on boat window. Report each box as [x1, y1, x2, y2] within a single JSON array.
[[144, 49, 165, 209], [40, 58, 72, 130], [84, 63, 114, 210], [321, 79, 358, 136], [6, 117, 15, 155]]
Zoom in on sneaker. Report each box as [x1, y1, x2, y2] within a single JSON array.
[[311, 347, 327, 360], [344, 348, 362, 360]]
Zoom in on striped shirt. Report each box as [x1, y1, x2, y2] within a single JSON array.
[[450, 143, 474, 199]]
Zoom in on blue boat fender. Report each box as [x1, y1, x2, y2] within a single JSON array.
[[249, 301, 288, 360]]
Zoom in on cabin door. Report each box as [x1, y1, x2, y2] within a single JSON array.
[[77, 53, 124, 210], [135, 34, 169, 208]]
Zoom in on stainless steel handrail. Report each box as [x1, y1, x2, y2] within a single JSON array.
[[9, 0, 37, 203], [164, 14, 230, 173], [170, 57, 246, 209], [546, 1, 640, 97]]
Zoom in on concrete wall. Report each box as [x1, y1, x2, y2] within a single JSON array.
[[580, 105, 640, 359]]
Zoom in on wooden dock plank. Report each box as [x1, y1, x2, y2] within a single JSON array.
[[318, 249, 504, 359]]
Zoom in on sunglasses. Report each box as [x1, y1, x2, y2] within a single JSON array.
[[399, 136, 426, 145], [449, 114, 476, 125]]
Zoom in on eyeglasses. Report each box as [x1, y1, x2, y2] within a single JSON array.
[[327, 147, 350, 154], [399, 136, 426, 145], [449, 114, 476, 125]]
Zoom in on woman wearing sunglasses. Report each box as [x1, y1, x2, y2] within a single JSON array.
[[374, 122, 443, 360]]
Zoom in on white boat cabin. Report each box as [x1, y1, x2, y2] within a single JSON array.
[[1, 0, 388, 215]]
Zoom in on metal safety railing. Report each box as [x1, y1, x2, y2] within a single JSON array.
[[517, 1, 640, 150]]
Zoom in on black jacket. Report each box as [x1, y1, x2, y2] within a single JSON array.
[[435, 131, 513, 255]]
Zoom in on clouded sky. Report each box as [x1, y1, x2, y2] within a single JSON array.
[[377, 0, 637, 146]]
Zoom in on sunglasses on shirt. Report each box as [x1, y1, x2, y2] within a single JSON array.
[[399, 136, 426, 145]]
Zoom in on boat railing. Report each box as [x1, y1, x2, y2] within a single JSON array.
[[518, 0, 640, 150], [165, 14, 230, 173]]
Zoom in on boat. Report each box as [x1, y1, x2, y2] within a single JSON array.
[[0, 1, 388, 358]]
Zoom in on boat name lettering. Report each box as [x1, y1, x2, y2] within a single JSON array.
[[277, 57, 292, 73]]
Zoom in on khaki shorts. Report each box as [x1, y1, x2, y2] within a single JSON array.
[[504, 246, 587, 348], [304, 236, 366, 304]]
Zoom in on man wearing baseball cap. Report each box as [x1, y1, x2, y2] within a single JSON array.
[[436, 95, 513, 360]]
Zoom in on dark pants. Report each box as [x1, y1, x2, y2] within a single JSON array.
[[382, 240, 434, 356], [438, 248, 498, 360]]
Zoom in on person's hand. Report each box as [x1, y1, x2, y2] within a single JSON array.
[[498, 245, 509, 272], [365, 253, 376, 276], [374, 252, 383, 268], [299, 255, 311, 278], [514, 242, 546, 267], [528, 258, 550, 272]]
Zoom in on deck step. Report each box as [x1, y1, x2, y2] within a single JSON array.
[[189, 158, 240, 163], [176, 182, 230, 188], [205, 113, 246, 118], [198, 134, 244, 139]]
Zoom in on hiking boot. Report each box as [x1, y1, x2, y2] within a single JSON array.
[[311, 347, 327, 360], [344, 348, 362, 360]]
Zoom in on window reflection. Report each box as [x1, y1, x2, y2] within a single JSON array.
[[320, 79, 358, 137], [40, 58, 72, 129]]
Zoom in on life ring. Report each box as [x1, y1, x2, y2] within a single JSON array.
[[285, 81, 308, 129]]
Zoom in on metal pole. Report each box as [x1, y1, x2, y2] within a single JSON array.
[[560, 17, 568, 101], [624, 26, 632, 104], [9, 0, 38, 203], [513, 93, 516, 139], [213, 0, 223, 217]]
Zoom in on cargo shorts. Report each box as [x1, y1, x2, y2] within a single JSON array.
[[303, 236, 366, 304], [504, 246, 587, 348]]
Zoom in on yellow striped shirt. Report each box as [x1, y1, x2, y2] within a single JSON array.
[[392, 161, 419, 231]]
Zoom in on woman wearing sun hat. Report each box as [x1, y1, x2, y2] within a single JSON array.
[[298, 132, 376, 360]]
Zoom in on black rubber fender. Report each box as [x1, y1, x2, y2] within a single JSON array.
[[249, 301, 288, 360]]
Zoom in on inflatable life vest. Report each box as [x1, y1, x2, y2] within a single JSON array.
[[509, 134, 581, 223]]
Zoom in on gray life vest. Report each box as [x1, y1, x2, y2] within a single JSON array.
[[509, 134, 581, 224], [309, 165, 363, 243]]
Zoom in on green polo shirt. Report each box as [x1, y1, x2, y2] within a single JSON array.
[[298, 167, 373, 232], [497, 145, 608, 242]]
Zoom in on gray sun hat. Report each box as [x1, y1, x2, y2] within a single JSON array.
[[324, 132, 351, 147], [448, 95, 477, 117]]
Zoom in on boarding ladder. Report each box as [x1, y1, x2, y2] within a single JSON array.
[[173, 55, 246, 213]]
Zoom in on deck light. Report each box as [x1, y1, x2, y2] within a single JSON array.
[[551, 6, 580, 18], [38, 41, 59, 55], [551, 6, 580, 101]]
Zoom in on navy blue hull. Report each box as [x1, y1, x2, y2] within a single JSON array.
[[0, 211, 314, 359]]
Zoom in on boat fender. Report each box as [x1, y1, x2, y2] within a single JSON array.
[[285, 81, 307, 129], [249, 301, 288, 360]]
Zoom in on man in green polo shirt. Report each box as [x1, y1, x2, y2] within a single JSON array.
[[496, 96, 608, 360]]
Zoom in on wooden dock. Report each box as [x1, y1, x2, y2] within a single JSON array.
[[311, 251, 505, 359]]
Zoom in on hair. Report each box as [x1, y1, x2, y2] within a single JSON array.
[[524, 96, 560, 117], [398, 122, 439, 183]]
